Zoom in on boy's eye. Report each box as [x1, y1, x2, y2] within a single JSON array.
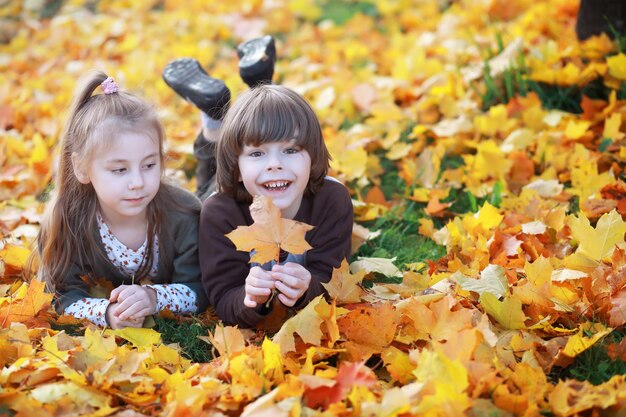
[[111, 168, 126, 174], [144, 162, 157, 169], [249, 151, 263, 157]]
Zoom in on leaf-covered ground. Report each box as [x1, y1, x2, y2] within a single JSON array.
[[2, 0, 626, 415]]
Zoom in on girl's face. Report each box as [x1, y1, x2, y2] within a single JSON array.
[[76, 131, 161, 226], [238, 139, 311, 219]]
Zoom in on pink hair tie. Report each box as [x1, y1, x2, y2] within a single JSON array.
[[101, 77, 119, 94]]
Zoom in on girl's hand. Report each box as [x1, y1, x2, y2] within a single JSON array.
[[271, 263, 311, 307], [244, 266, 276, 308], [106, 302, 144, 329], [109, 284, 158, 321]]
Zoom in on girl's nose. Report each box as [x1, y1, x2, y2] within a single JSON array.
[[128, 173, 144, 190]]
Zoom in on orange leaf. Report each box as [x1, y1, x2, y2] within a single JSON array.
[[0, 280, 53, 328], [226, 195, 314, 265], [322, 259, 365, 304], [424, 196, 452, 217], [337, 303, 398, 360]]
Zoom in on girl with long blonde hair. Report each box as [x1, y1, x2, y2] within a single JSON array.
[[36, 70, 207, 329]]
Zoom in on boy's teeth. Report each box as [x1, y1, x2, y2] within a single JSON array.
[[265, 181, 289, 190]]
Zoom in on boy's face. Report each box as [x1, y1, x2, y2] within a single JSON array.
[[238, 139, 311, 219]]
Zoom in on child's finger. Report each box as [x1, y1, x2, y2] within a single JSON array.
[[245, 284, 272, 297], [271, 271, 300, 289], [276, 292, 296, 307], [117, 285, 141, 302], [118, 303, 147, 321], [109, 285, 126, 302], [244, 294, 257, 308], [125, 307, 153, 321], [275, 280, 300, 299]]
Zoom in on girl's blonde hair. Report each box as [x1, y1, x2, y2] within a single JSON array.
[[35, 70, 186, 294], [216, 84, 330, 203]]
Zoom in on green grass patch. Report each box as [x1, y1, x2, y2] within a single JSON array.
[[317, 0, 378, 24], [551, 327, 626, 385], [154, 317, 215, 363], [353, 201, 446, 275]]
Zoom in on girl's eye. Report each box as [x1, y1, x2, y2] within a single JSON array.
[[144, 163, 157, 169], [249, 151, 263, 157], [284, 147, 300, 154], [111, 168, 126, 174]]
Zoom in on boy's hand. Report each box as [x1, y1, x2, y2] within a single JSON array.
[[106, 302, 144, 329], [244, 266, 275, 308], [272, 263, 311, 307], [109, 284, 158, 321]]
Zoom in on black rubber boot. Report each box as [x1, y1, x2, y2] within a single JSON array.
[[163, 58, 231, 120], [237, 35, 276, 87]]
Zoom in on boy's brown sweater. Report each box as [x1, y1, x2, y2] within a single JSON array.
[[199, 179, 353, 328]]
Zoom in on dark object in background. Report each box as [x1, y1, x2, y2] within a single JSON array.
[[576, 0, 626, 40]]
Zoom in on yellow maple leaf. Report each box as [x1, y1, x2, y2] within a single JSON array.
[[206, 324, 247, 358], [0, 280, 52, 328], [456, 264, 508, 298], [568, 210, 626, 261], [104, 327, 161, 347], [480, 293, 527, 329], [322, 259, 365, 304], [603, 112, 624, 140], [382, 346, 415, 384], [562, 322, 611, 358], [262, 337, 284, 383], [607, 53, 626, 80], [0, 244, 31, 270], [564, 119, 591, 140], [226, 195, 313, 265], [273, 295, 326, 355], [463, 201, 503, 234]]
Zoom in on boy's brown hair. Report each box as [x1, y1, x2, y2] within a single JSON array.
[[216, 84, 330, 203]]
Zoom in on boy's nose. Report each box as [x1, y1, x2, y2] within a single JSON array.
[[265, 152, 283, 170]]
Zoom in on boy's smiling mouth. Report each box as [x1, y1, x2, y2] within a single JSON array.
[[262, 180, 291, 192]]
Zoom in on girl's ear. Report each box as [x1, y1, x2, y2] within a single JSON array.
[[71, 152, 90, 184]]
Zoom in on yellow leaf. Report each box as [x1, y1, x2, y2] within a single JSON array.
[[568, 210, 626, 261], [273, 295, 326, 355], [105, 327, 161, 347], [385, 142, 412, 161], [480, 293, 527, 330], [607, 53, 626, 80], [28, 381, 114, 414], [0, 244, 31, 270], [382, 346, 415, 384], [226, 195, 314, 265], [524, 257, 553, 287], [350, 257, 402, 278], [456, 264, 508, 298], [262, 337, 284, 383], [207, 324, 247, 358], [322, 259, 366, 304], [466, 140, 512, 181], [0, 280, 53, 327], [562, 322, 611, 358], [229, 352, 265, 396], [564, 119, 590, 140], [463, 201, 503, 233], [603, 112, 624, 140]]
